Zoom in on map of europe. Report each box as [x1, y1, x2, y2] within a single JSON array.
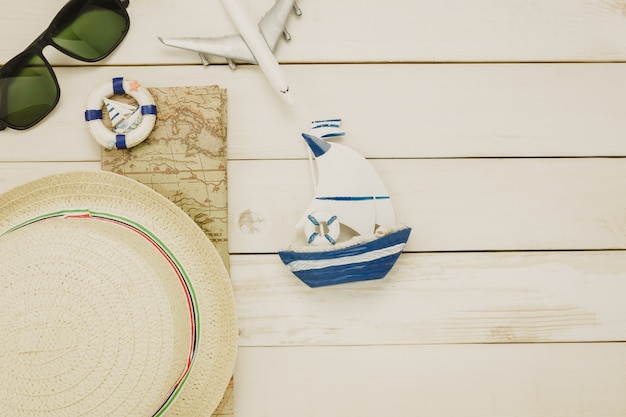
[[101, 85, 230, 269]]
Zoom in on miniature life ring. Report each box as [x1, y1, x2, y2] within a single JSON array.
[[84, 77, 157, 150], [304, 210, 340, 246]]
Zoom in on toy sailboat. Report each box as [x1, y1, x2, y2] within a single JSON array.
[[104, 97, 142, 134], [279, 120, 411, 287]]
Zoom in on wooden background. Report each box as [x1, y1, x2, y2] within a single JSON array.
[[2, 0, 626, 415]]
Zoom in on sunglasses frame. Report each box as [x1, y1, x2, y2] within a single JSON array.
[[0, 0, 130, 131]]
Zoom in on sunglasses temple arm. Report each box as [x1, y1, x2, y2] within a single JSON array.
[[0, 122, 5, 131]]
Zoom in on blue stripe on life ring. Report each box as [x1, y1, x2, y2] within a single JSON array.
[[112, 77, 125, 95], [115, 134, 127, 149], [141, 104, 157, 115], [84, 109, 103, 121]]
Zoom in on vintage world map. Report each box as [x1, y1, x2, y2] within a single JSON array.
[[101, 84, 233, 416]]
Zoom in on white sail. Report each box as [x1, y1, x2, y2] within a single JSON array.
[[103, 97, 143, 134], [104, 98, 137, 127], [296, 134, 396, 238], [363, 155, 397, 228]]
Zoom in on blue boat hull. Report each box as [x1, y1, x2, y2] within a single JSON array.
[[278, 226, 411, 288]]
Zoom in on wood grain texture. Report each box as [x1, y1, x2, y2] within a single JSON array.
[[234, 343, 626, 417], [4, 0, 626, 65], [3, 158, 626, 253], [228, 158, 626, 252], [3, 64, 626, 162], [0, 162, 100, 192], [1, 0, 626, 415], [231, 252, 626, 346]]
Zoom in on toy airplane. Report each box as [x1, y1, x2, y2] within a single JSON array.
[[158, 0, 301, 102]]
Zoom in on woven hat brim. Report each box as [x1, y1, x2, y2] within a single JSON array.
[[0, 170, 237, 417]]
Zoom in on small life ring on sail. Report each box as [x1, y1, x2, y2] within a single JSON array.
[[304, 210, 340, 246], [84, 77, 157, 150]]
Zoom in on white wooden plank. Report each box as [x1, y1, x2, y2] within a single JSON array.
[[7, 167, 626, 347], [228, 158, 626, 253], [0, 162, 100, 193], [231, 252, 626, 346], [4, 0, 626, 65], [2, 158, 626, 252], [2, 2, 625, 417], [3, 64, 626, 162], [234, 343, 626, 417]]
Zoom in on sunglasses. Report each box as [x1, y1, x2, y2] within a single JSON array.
[[0, 0, 130, 131]]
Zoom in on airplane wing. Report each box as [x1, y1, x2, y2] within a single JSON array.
[[258, 0, 298, 52], [159, 0, 299, 65], [158, 35, 257, 64]]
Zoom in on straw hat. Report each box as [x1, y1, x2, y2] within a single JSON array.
[[0, 171, 237, 417]]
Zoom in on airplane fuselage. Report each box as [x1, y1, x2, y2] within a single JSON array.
[[221, 0, 292, 100]]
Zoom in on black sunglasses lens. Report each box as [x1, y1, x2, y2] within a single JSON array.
[[51, 0, 129, 61], [0, 53, 58, 129]]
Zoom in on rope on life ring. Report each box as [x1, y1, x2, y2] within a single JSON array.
[[304, 210, 340, 246], [84, 77, 157, 150]]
